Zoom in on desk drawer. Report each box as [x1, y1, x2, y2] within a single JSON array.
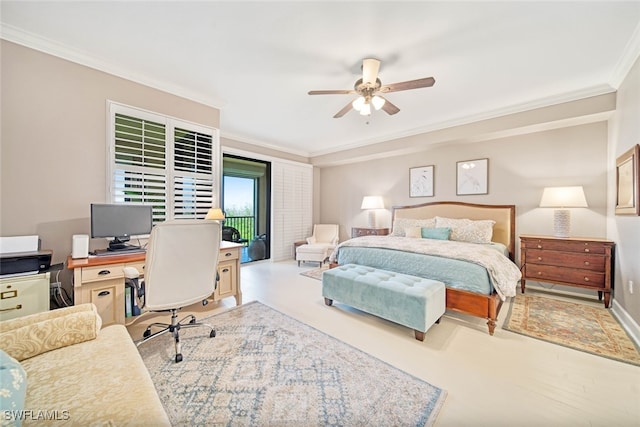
[[81, 264, 125, 283], [524, 249, 605, 271], [220, 248, 240, 261], [525, 264, 605, 288]]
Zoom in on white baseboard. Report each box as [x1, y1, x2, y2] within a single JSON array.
[[611, 299, 640, 348]]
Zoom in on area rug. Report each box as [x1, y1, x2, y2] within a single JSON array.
[[503, 293, 640, 366], [138, 301, 447, 426], [299, 264, 329, 280]]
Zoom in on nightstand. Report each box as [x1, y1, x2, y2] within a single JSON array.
[[520, 235, 615, 308], [351, 227, 390, 238]]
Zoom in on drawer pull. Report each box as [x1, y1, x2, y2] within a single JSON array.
[[222, 268, 230, 273], [537, 272, 542, 276], [537, 245, 542, 249], [584, 277, 590, 282], [537, 257, 542, 261], [0, 304, 22, 312], [225, 252, 233, 257], [584, 249, 590, 253], [98, 290, 111, 297], [98, 270, 111, 276], [584, 261, 590, 266]]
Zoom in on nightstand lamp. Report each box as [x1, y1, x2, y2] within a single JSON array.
[[361, 196, 384, 228], [539, 186, 588, 238]]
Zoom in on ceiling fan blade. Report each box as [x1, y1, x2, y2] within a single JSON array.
[[380, 97, 400, 115], [362, 58, 380, 85], [308, 89, 356, 95], [380, 77, 435, 93], [333, 101, 354, 118]]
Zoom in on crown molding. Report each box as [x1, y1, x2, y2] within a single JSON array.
[[0, 23, 225, 109], [609, 21, 640, 89]]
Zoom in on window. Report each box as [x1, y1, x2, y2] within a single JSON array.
[[108, 102, 219, 222]]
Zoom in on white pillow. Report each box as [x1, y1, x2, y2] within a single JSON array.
[[404, 226, 422, 238], [390, 217, 436, 236], [435, 216, 495, 244]]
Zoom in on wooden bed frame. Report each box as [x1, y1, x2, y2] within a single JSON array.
[[391, 201, 516, 335]]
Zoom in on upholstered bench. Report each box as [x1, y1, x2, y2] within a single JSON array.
[[322, 264, 446, 341]]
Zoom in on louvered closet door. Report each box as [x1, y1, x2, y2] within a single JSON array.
[[271, 161, 313, 261]]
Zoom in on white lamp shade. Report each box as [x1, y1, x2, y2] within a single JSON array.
[[352, 96, 365, 111], [205, 207, 225, 220], [371, 95, 386, 110], [539, 186, 588, 208], [361, 196, 384, 210], [359, 102, 371, 116]]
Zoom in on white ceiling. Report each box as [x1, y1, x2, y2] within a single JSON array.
[[2, 1, 639, 157]]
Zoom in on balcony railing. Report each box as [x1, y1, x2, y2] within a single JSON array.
[[223, 215, 254, 246]]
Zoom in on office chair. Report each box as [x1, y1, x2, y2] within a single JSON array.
[[134, 219, 221, 363]]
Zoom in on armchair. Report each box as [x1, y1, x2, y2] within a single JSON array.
[[296, 224, 339, 267]]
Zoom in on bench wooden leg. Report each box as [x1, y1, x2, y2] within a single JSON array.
[[435, 316, 442, 324], [324, 298, 333, 306], [414, 330, 425, 341]]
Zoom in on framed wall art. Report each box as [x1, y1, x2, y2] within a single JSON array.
[[409, 165, 434, 197], [615, 144, 639, 216], [456, 158, 488, 195]]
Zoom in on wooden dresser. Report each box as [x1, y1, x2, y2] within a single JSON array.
[[520, 235, 615, 308], [351, 227, 390, 238]]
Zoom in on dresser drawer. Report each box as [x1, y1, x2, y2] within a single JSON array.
[[524, 249, 605, 271], [81, 263, 125, 283], [525, 264, 605, 288], [521, 239, 608, 254]]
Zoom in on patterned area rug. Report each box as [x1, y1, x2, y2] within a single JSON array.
[[503, 294, 640, 366], [299, 265, 329, 280], [138, 301, 447, 426]]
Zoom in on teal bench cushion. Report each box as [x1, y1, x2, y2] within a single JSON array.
[[322, 264, 445, 335]]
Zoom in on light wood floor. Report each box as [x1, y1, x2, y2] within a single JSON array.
[[126, 260, 640, 427]]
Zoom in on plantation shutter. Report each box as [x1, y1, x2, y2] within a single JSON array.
[[271, 161, 313, 261], [109, 102, 219, 223]]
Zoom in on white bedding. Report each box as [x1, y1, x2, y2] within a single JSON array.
[[330, 236, 521, 300]]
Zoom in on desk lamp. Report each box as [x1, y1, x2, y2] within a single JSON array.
[[205, 208, 225, 221]]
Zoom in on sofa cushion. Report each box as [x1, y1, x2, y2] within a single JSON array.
[[0, 349, 27, 425], [0, 304, 102, 362]]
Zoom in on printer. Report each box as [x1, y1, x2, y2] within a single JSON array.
[[0, 235, 52, 277]]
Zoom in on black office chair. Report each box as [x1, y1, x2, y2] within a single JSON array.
[[222, 226, 249, 245]]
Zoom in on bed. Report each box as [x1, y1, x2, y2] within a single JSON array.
[[329, 201, 520, 335]]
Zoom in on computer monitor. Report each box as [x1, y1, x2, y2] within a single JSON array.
[[90, 204, 153, 252]]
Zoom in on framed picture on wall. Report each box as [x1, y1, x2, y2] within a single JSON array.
[[456, 158, 488, 195], [409, 165, 434, 197], [615, 144, 640, 216]]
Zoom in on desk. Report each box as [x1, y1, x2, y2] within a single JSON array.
[[67, 241, 243, 326]]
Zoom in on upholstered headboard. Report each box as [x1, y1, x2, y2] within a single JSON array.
[[391, 201, 516, 261]]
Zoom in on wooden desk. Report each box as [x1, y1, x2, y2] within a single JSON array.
[[67, 241, 243, 326]]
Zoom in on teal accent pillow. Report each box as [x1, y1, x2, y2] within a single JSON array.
[[421, 227, 451, 240], [0, 349, 27, 426]]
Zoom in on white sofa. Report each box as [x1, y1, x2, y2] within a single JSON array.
[[0, 304, 169, 426]]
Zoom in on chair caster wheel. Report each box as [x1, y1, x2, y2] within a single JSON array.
[[210, 330, 216, 338], [189, 317, 196, 324], [175, 354, 183, 363], [143, 329, 151, 338]]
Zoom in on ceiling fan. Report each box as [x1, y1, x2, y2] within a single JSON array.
[[308, 58, 435, 118]]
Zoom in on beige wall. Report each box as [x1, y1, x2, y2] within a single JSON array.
[[319, 122, 609, 247], [0, 41, 220, 264], [608, 56, 640, 325]]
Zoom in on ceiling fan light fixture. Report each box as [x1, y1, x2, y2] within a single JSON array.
[[359, 102, 371, 116], [371, 95, 385, 110], [352, 96, 365, 111]]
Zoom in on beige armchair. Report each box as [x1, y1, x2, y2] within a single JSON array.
[[296, 224, 339, 267]]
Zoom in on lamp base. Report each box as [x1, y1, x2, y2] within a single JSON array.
[[553, 209, 571, 238], [367, 211, 377, 228]]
